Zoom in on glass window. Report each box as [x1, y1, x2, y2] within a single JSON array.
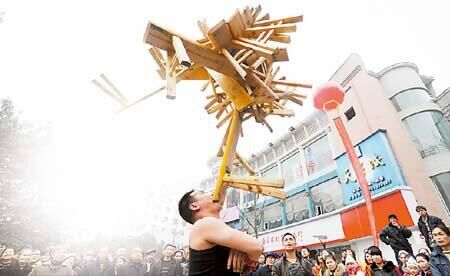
[[263, 203, 282, 230], [262, 165, 279, 179], [305, 136, 334, 175], [285, 192, 309, 224], [403, 111, 450, 158], [281, 151, 303, 189], [226, 188, 240, 208], [391, 88, 432, 111], [432, 173, 450, 212], [310, 178, 344, 216]]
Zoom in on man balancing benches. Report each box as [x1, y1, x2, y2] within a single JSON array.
[[178, 190, 264, 275]]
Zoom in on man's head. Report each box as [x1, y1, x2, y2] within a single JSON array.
[[281, 233, 296, 252], [18, 248, 32, 265], [257, 254, 265, 264], [300, 247, 310, 258], [369, 246, 383, 265], [174, 250, 184, 262], [416, 206, 428, 217], [163, 244, 176, 259], [130, 251, 143, 264], [178, 190, 222, 224], [116, 248, 126, 257], [265, 252, 277, 266], [146, 249, 156, 263], [388, 214, 398, 224]]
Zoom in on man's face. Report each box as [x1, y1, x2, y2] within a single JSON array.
[[174, 252, 183, 262], [416, 256, 429, 270], [266, 256, 275, 266], [418, 209, 427, 217], [282, 234, 296, 251], [371, 254, 383, 265], [258, 254, 265, 264], [147, 252, 156, 263], [389, 218, 399, 225], [164, 246, 176, 258], [131, 252, 143, 263], [432, 227, 450, 247], [190, 191, 222, 215], [19, 249, 32, 264], [4, 248, 14, 257], [301, 248, 309, 258]]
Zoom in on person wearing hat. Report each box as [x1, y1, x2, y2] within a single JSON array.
[[368, 246, 402, 276], [254, 252, 277, 276], [416, 205, 444, 250], [343, 255, 364, 276], [403, 257, 420, 276], [379, 214, 413, 266], [144, 250, 156, 276]]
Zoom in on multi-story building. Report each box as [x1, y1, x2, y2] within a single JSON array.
[[436, 87, 450, 121], [199, 53, 450, 262]]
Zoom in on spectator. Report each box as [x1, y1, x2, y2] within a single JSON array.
[[8, 248, 33, 276], [430, 224, 450, 276], [272, 232, 313, 276], [28, 248, 74, 276], [361, 248, 373, 276], [79, 248, 114, 276], [417, 248, 430, 258], [380, 214, 413, 266], [398, 250, 411, 273], [415, 253, 432, 276], [403, 257, 420, 276], [312, 254, 325, 276], [149, 244, 182, 276], [300, 247, 312, 263], [416, 205, 443, 250], [173, 250, 188, 276], [344, 255, 364, 276], [369, 246, 401, 276], [117, 250, 146, 276], [322, 253, 345, 276], [254, 252, 277, 276], [144, 249, 156, 276]]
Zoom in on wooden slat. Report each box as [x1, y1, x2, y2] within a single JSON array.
[[251, 5, 262, 22], [247, 71, 279, 99], [166, 52, 176, 99], [208, 20, 234, 49], [172, 36, 191, 67], [266, 108, 295, 117], [235, 153, 255, 175], [253, 15, 303, 27], [237, 37, 277, 52], [245, 23, 297, 36], [224, 174, 284, 188], [271, 79, 312, 88], [99, 74, 129, 105], [268, 34, 291, 43], [227, 9, 246, 38], [225, 181, 286, 199], [221, 48, 247, 79], [92, 79, 127, 107], [231, 39, 274, 61], [256, 13, 270, 22]]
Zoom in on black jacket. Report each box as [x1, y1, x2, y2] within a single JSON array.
[[370, 261, 402, 276], [417, 215, 443, 247], [379, 224, 412, 250], [271, 252, 313, 276], [79, 261, 115, 276], [254, 265, 272, 276], [149, 259, 182, 276], [116, 263, 147, 276]]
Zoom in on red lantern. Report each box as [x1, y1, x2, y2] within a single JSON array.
[[312, 81, 345, 111]]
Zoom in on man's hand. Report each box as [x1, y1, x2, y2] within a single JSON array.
[[227, 250, 247, 272], [392, 221, 401, 228]]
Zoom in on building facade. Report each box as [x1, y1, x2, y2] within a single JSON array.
[[198, 53, 450, 262]]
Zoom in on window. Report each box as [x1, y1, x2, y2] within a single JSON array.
[[305, 136, 334, 175], [432, 173, 450, 212], [281, 151, 303, 189], [263, 203, 282, 230], [262, 165, 279, 179], [285, 192, 309, 224], [344, 107, 356, 121], [310, 178, 344, 216], [403, 111, 450, 158], [391, 88, 432, 111], [226, 188, 240, 208]]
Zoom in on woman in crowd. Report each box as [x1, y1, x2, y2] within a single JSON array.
[[398, 250, 411, 273], [403, 257, 420, 276], [343, 255, 365, 276], [430, 224, 450, 275], [313, 254, 326, 276], [322, 253, 345, 276], [415, 253, 432, 276], [417, 249, 431, 258], [360, 249, 372, 276]]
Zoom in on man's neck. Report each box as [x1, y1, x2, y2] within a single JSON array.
[[162, 256, 171, 262], [285, 250, 297, 262], [441, 244, 450, 251]]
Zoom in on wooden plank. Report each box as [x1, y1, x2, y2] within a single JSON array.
[[245, 23, 297, 36], [223, 174, 284, 188], [256, 13, 270, 22], [251, 56, 266, 70], [99, 74, 129, 105], [253, 15, 303, 27], [247, 71, 279, 99], [265, 108, 295, 117], [216, 111, 233, 128], [237, 37, 277, 51], [208, 20, 234, 49], [251, 5, 262, 22], [271, 79, 313, 88], [232, 39, 274, 61], [144, 21, 241, 81], [148, 47, 166, 70], [225, 181, 286, 199], [166, 52, 176, 99], [176, 66, 209, 81], [227, 9, 246, 38], [221, 48, 247, 79], [207, 100, 230, 114], [197, 19, 209, 37], [92, 79, 127, 107], [268, 34, 291, 43], [172, 36, 191, 67], [242, 6, 253, 27]]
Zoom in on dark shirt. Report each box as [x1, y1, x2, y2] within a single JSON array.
[[189, 245, 240, 276], [160, 260, 171, 276]]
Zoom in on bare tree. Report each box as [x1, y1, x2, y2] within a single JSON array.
[[238, 193, 267, 239]]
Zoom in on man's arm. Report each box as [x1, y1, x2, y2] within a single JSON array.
[[400, 226, 412, 238], [192, 217, 263, 261], [379, 228, 390, 245]]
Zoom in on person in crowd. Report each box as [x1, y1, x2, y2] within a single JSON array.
[[429, 224, 450, 275], [144, 249, 156, 276], [114, 256, 127, 276], [8, 248, 33, 276], [341, 251, 347, 265], [254, 252, 277, 276], [28, 247, 75, 276], [398, 250, 411, 273], [30, 250, 42, 267], [272, 232, 313, 276], [322, 253, 345, 276], [403, 257, 420, 276], [173, 250, 188, 276], [415, 253, 432, 276], [117, 250, 146, 276], [380, 214, 414, 266], [416, 206, 443, 250], [149, 244, 182, 276], [417, 249, 430, 258], [361, 249, 373, 276], [178, 189, 263, 275], [248, 254, 266, 275], [300, 247, 312, 263], [312, 254, 325, 276], [369, 246, 401, 276], [79, 247, 114, 276], [344, 255, 364, 276]]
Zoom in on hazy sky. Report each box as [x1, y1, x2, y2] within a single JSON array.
[[1, 0, 449, 236]]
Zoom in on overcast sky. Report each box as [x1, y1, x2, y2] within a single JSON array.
[[1, 0, 449, 236]]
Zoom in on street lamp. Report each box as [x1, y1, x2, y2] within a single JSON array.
[[313, 235, 328, 249], [312, 81, 379, 247]]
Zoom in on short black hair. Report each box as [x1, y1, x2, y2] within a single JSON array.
[[368, 246, 382, 257], [416, 205, 427, 212], [415, 253, 429, 262], [299, 246, 309, 252], [164, 244, 176, 250], [388, 214, 398, 220], [145, 249, 156, 255], [281, 232, 296, 242], [178, 189, 195, 224], [432, 224, 450, 236]]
